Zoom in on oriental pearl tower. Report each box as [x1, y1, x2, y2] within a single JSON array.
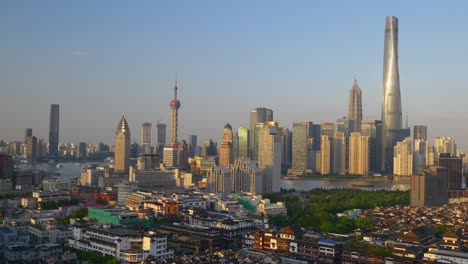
[[169, 78, 180, 149]]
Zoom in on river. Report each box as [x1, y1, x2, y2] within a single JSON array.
[[20, 162, 410, 191]]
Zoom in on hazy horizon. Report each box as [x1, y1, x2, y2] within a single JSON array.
[[1, 1, 468, 149]]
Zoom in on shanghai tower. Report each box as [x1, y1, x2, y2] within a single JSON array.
[[381, 16, 409, 172]]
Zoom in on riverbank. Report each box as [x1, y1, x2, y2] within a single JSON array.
[[283, 175, 390, 181]]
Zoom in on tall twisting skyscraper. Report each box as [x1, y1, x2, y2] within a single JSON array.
[[348, 78, 362, 132], [49, 104, 60, 159], [115, 115, 131, 174], [381, 16, 409, 172]]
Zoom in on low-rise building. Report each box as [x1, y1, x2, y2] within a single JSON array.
[[27, 218, 72, 245], [88, 207, 155, 228], [424, 247, 468, 264], [68, 225, 173, 263], [4, 243, 62, 262], [42, 178, 72, 191], [0, 226, 30, 247], [257, 199, 287, 216]]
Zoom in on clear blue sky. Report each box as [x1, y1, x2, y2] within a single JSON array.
[[1, 1, 468, 149]]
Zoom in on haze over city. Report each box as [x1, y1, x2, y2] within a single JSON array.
[[1, 1, 468, 148]]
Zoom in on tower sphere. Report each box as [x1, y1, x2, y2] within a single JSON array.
[[170, 99, 181, 109]]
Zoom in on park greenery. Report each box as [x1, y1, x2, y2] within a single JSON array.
[[38, 197, 79, 210], [264, 188, 409, 234], [58, 208, 88, 224], [64, 246, 118, 264]]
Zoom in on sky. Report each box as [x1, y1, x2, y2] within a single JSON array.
[[1, 1, 468, 149]]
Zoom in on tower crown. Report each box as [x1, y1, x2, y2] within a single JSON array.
[[116, 115, 130, 135]]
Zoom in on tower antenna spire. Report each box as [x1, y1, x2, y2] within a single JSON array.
[[174, 73, 178, 100]]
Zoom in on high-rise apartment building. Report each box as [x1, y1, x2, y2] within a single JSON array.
[[411, 166, 448, 207], [114, 115, 131, 174], [258, 122, 281, 193], [320, 135, 331, 175], [361, 120, 382, 172], [413, 125, 428, 141], [348, 78, 362, 132], [230, 157, 263, 194], [292, 121, 313, 175], [381, 16, 410, 172], [393, 137, 412, 176], [426, 143, 434, 166], [331, 132, 346, 175], [49, 104, 60, 159], [207, 166, 232, 197], [413, 139, 427, 174], [436, 153, 463, 190], [349, 132, 370, 175], [219, 123, 234, 166], [434, 136, 456, 158]]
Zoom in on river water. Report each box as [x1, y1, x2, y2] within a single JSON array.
[[21, 162, 410, 191]]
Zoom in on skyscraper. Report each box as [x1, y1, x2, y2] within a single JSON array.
[[249, 107, 273, 159], [141, 122, 152, 145], [258, 122, 281, 193], [413, 139, 427, 174], [381, 16, 409, 172], [280, 127, 292, 170], [292, 121, 313, 175], [141, 122, 152, 154], [49, 104, 60, 159], [156, 122, 167, 157], [237, 126, 249, 158], [156, 122, 167, 146], [219, 123, 234, 166], [348, 78, 362, 132], [26, 136, 37, 162], [24, 128, 32, 143], [321, 122, 335, 138], [188, 135, 197, 158], [413, 125, 428, 141], [114, 115, 131, 174], [249, 107, 273, 128]]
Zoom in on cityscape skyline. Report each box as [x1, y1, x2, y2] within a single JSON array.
[[1, 2, 468, 149]]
